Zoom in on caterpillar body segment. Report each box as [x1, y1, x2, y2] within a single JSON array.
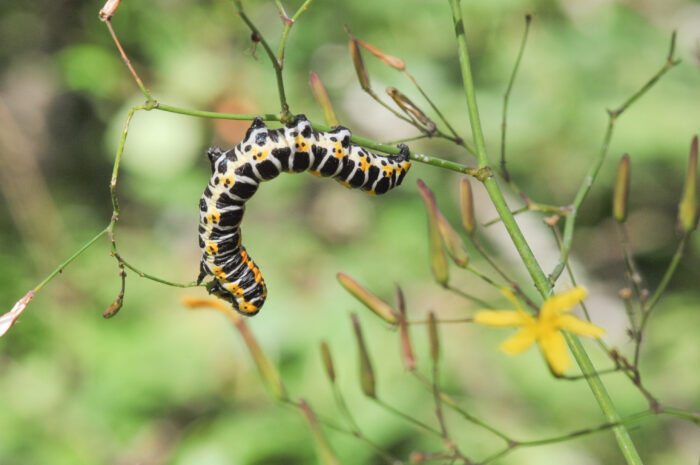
[[198, 115, 412, 316]]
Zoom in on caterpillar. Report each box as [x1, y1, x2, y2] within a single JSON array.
[[197, 115, 412, 316]]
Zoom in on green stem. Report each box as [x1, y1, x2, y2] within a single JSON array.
[[500, 14, 531, 181], [233, 0, 290, 118], [447, 1, 643, 463], [33, 230, 108, 293], [277, 0, 314, 66]]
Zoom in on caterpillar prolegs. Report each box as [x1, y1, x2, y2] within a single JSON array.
[[197, 115, 412, 315]]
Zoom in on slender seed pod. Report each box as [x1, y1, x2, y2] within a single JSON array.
[[613, 154, 630, 223], [309, 71, 338, 127], [396, 285, 416, 371], [299, 399, 342, 465], [357, 39, 406, 70], [427, 311, 440, 364], [351, 314, 376, 398], [337, 273, 398, 324], [679, 136, 698, 233], [349, 39, 371, 91], [386, 87, 437, 134], [417, 179, 449, 285], [320, 341, 336, 383], [460, 178, 476, 235]]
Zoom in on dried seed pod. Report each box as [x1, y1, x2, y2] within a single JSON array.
[[337, 273, 398, 324], [357, 39, 406, 70], [349, 39, 371, 91], [0, 291, 34, 338], [386, 87, 437, 134], [396, 286, 416, 371], [309, 71, 338, 127], [613, 154, 630, 223]]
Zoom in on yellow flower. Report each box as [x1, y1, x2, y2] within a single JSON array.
[[474, 287, 604, 375]]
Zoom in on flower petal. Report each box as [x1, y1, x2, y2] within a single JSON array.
[[498, 328, 536, 354], [541, 287, 587, 318], [538, 331, 571, 375], [474, 310, 529, 327], [557, 314, 605, 338]]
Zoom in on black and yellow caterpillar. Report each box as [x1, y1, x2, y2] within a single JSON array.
[[197, 115, 411, 315]]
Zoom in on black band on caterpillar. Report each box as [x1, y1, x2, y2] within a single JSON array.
[[197, 115, 412, 316]]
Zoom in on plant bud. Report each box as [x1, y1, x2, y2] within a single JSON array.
[[320, 341, 336, 383], [679, 136, 698, 233], [349, 39, 371, 91], [459, 178, 475, 235], [299, 399, 342, 465], [417, 180, 449, 285], [427, 311, 440, 364], [613, 154, 630, 222], [386, 87, 437, 134], [436, 211, 469, 267], [351, 314, 376, 398], [309, 71, 338, 127], [99, 0, 121, 21], [337, 273, 398, 324]]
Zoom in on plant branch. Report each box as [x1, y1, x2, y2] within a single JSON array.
[[500, 14, 531, 182], [549, 31, 680, 285]]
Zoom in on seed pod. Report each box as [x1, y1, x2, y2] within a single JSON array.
[[320, 341, 336, 383], [436, 211, 469, 267], [349, 39, 371, 91], [417, 180, 449, 285], [351, 314, 376, 398], [337, 272, 398, 324], [309, 71, 338, 127], [357, 39, 406, 70], [99, 0, 121, 21], [396, 286, 416, 371], [459, 178, 475, 235], [427, 311, 440, 364], [613, 154, 630, 223], [233, 315, 287, 400], [679, 136, 698, 233], [386, 87, 437, 134], [299, 399, 342, 465]]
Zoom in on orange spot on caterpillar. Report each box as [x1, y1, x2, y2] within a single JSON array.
[[206, 242, 219, 254], [213, 266, 227, 280], [208, 211, 221, 223], [239, 301, 258, 313], [309, 170, 322, 177], [383, 166, 394, 177], [359, 156, 370, 172], [334, 144, 344, 158]]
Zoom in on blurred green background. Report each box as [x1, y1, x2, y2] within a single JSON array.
[[1, 0, 698, 464]]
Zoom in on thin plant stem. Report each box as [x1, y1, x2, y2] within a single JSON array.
[[233, 0, 291, 118], [411, 372, 513, 444], [661, 406, 700, 425], [373, 398, 443, 439], [104, 20, 152, 100], [32, 230, 108, 293], [407, 317, 473, 325], [445, 285, 493, 308], [549, 32, 680, 285], [447, 1, 643, 462], [500, 14, 531, 182], [115, 253, 199, 288], [277, 0, 314, 66], [403, 70, 475, 155], [634, 235, 688, 366]]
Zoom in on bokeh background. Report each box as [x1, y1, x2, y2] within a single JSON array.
[[1, 0, 699, 464]]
